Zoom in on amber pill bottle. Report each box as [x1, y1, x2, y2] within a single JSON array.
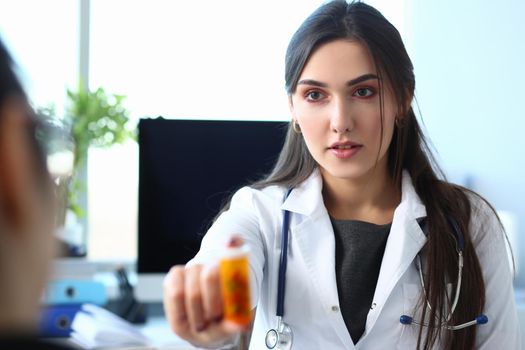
[[219, 243, 252, 327]]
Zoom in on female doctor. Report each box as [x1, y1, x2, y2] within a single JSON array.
[[163, 1, 521, 349]]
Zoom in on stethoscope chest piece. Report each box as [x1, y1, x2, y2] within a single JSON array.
[[265, 320, 293, 350], [265, 329, 279, 349]]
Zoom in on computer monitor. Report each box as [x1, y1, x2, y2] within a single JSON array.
[[136, 118, 288, 301]]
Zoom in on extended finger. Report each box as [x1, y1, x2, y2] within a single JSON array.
[[185, 264, 207, 332], [163, 265, 189, 334], [201, 264, 223, 323]]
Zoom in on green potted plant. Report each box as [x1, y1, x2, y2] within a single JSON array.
[[38, 84, 135, 255], [65, 84, 135, 216]]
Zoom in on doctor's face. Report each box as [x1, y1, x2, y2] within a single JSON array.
[[289, 39, 397, 183]]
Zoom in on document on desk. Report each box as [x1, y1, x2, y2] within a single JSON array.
[[66, 303, 153, 349], [67, 304, 200, 350]]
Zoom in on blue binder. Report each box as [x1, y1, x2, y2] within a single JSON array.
[[43, 280, 107, 305], [39, 304, 81, 338]]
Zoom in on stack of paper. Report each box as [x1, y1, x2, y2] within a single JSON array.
[[68, 304, 152, 349]]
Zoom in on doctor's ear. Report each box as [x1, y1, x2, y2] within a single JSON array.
[[288, 95, 294, 113], [401, 90, 414, 116]]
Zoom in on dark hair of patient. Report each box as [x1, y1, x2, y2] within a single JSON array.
[[0, 39, 25, 108], [254, 1, 488, 349], [0, 38, 47, 177]]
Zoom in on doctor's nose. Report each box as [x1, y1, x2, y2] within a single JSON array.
[[330, 99, 354, 134]]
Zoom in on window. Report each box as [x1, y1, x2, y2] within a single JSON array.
[[0, 0, 78, 112]]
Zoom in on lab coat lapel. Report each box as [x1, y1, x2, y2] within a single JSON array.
[[365, 171, 427, 333], [281, 170, 355, 346]]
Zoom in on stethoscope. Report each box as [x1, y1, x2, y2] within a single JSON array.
[[265, 190, 488, 349], [400, 216, 488, 330], [265, 189, 293, 350]]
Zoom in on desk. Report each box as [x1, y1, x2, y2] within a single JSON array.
[[137, 316, 196, 350]]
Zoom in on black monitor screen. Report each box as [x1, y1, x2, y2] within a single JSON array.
[[138, 118, 288, 273]]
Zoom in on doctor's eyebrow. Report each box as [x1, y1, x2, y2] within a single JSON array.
[[297, 73, 379, 88]]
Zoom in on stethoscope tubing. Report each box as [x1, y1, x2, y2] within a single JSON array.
[[400, 216, 487, 330], [265, 189, 294, 350], [400, 314, 488, 330], [276, 188, 293, 317]]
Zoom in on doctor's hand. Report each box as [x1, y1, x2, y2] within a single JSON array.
[[163, 263, 249, 348]]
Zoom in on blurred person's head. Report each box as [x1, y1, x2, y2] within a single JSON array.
[[0, 37, 56, 334]]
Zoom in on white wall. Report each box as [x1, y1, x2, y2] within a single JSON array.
[[406, 0, 525, 286]]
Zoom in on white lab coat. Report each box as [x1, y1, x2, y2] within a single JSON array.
[[190, 169, 521, 349]]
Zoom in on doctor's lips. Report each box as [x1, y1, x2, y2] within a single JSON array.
[[329, 141, 363, 159]]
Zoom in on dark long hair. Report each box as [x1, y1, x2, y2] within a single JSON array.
[[0, 37, 48, 177], [0, 39, 25, 106], [253, 1, 486, 349]]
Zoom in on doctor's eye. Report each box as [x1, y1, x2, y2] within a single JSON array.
[[305, 90, 325, 102], [353, 87, 375, 98]]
